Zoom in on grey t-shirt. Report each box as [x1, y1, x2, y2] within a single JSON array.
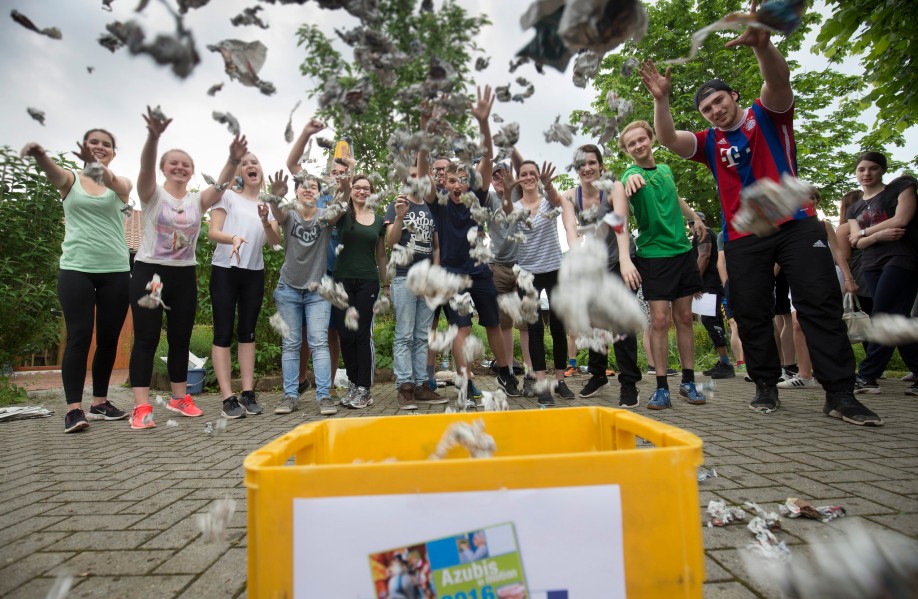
[[383, 199, 436, 277], [280, 208, 333, 289], [487, 186, 522, 264]]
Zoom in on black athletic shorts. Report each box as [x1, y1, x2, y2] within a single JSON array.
[[444, 270, 501, 328], [635, 250, 703, 302]]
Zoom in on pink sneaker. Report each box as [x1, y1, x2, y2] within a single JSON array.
[[130, 404, 156, 429], [166, 394, 203, 417]]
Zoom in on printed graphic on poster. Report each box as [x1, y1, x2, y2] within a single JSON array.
[[368, 523, 527, 599], [292, 484, 625, 598]]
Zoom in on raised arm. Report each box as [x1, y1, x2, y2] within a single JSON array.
[[138, 106, 171, 204], [726, 1, 793, 112], [471, 85, 495, 192], [201, 135, 248, 210], [73, 142, 132, 202], [640, 60, 697, 159], [20, 143, 74, 198], [540, 161, 562, 206], [286, 118, 326, 175], [259, 203, 281, 248], [266, 171, 290, 226]]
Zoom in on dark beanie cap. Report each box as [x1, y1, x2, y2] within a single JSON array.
[[694, 79, 738, 109], [855, 151, 887, 172]]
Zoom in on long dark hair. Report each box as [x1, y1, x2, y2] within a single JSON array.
[[348, 174, 373, 230]]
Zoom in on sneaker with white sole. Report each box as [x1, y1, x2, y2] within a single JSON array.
[[221, 396, 246, 419], [87, 400, 127, 421], [274, 395, 298, 414], [349, 387, 373, 409], [64, 408, 90, 433], [854, 376, 881, 394], [318, 397, 337, 415], [777, 374, 818, 389]]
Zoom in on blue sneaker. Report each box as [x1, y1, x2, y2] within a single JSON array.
[[647, 388, 672, 410], [679, 382, 707, 405], [467, 380, 483, 407]]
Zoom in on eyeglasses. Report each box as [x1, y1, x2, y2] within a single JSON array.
[[432, 167, 446, 174], [352, 186, 372, 193]]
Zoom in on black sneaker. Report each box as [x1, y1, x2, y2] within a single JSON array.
[[824, 391, 883, 426], [537, 390, 555, 407], [496, 374, 521, 397], [87, 400, 127, 421], [239, 391, 264, 415], [906, 383, 918, 397], [579, 375, 608, 398], [297, 378, 311, 395], [749, 383, 780, 414], [221, 396, 246, 419], [854, 376, 881, 394], [707, 361, 736, 380], [522, 375, 535, 398], [619, 385, 639, 408], [554, 380, 575, 399], [64, 408, 89, 433]]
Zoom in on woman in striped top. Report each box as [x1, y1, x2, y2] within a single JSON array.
[[512, 160, 573, 406]]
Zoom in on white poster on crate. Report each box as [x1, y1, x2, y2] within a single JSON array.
[[292, 484, 626, 599]]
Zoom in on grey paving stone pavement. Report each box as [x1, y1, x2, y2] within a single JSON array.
[[1, 373, 916, 598]]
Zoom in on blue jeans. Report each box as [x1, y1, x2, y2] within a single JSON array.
[[273, 280, 332, 399], [390, 276, 434, 387]]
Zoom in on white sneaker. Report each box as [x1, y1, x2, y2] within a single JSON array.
[[902, 372, 917, 382], [777, 374, 817, 389]]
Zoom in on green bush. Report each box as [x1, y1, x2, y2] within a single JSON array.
[[0, 147, 76, 369]]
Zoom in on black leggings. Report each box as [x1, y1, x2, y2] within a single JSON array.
[[58, 269, 130, 404], [333, 278, 379, 388], [858, 266, 918, 379], [210, 265, 265, 347], [129, 262, 198, 387], [528, 270, 567, 372]]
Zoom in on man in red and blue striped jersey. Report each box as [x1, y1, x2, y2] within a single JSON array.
[[637, 17, 882, 426]]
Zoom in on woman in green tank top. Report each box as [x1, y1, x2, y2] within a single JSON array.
[[21, 129, 133, 434]]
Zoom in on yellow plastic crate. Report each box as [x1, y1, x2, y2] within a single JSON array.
[[244, 407, 705, 598]]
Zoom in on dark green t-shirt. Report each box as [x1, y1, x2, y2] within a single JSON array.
[[333, 211, 384, 280], [621, 163, 691, 258]]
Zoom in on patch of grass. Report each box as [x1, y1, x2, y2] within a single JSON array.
[[0, 376, 28, 406]]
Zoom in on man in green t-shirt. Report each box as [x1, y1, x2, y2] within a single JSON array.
[[615, 120, 707, 410]]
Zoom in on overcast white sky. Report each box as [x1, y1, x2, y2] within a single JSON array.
[[1, 0, 914, 208]]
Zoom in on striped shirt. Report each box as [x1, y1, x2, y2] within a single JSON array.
[[513, 196, 562, 274]]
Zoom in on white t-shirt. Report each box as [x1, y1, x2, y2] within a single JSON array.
[[210, 190, 273, 271], [135, 186, 203, 267]]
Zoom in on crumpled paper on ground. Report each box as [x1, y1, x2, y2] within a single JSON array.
[[779, 497, 846, 523]]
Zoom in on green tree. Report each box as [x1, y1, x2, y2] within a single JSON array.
[[814, 0, 916, 144], [296, 0, 489, 177], [582, 0, 911, 219], [0, 147, 74, 369]]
